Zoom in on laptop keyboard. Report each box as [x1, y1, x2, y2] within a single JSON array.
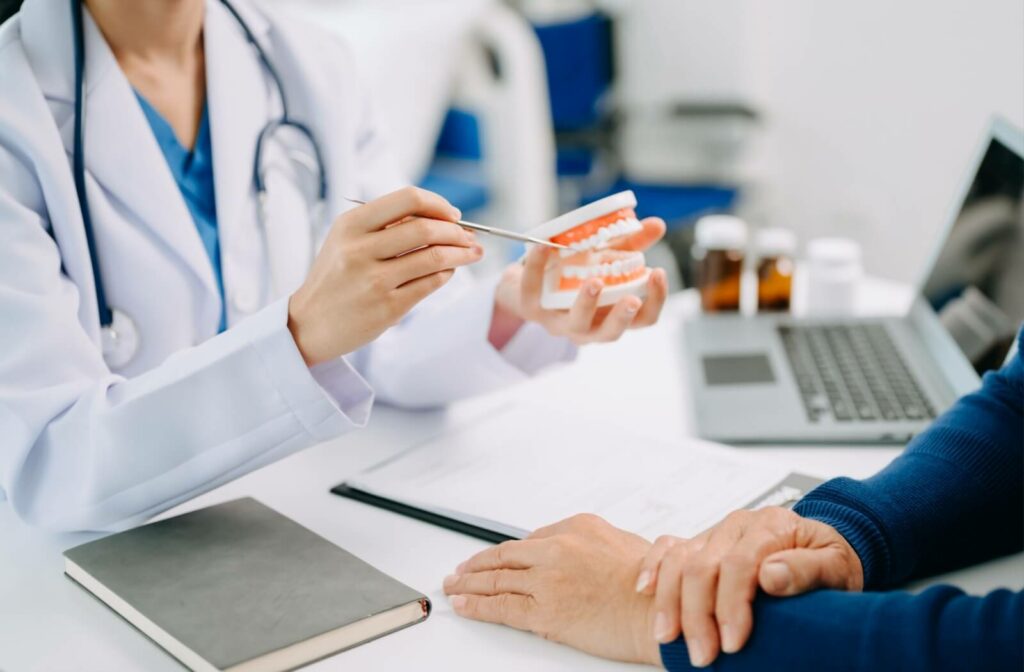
[[777, 324, 936, 424]]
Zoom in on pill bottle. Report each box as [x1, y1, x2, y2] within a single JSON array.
[[755, 228, 797, 312], [805, 237, 863, 316], [694, 215, 748, 312]]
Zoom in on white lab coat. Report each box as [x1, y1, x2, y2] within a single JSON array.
[[0, 0, 574, 532]]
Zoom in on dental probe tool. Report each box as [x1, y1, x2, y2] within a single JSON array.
[[344, 198, 569, 250]]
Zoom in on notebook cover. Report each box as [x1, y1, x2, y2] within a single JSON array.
[[64, 498, 429, 670]]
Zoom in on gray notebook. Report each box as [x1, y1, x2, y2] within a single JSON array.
[[64, 498, 430, 672]]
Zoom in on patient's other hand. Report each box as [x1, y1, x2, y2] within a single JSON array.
[[637, 507, 863, 667], [444, 514, 662, 666]]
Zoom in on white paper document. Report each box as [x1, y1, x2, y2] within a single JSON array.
[[346, 404, 820, 540]]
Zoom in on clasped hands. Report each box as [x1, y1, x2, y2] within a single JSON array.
[[444, 508, 864, 668]]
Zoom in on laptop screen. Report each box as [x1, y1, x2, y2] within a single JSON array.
[[922, 135, 1024, 374]]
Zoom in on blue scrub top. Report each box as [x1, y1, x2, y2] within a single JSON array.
[[135, 92, 227, 332]]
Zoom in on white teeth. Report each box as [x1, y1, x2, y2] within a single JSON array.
[[558, 216, 641, 255], [560, 251, 647, 283]]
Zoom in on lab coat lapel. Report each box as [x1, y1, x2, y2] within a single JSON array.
[[204, 0, 272, 291], [21, 0, 220, 300]]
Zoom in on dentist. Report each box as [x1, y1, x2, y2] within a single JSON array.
[[0, 0, 668, 531]]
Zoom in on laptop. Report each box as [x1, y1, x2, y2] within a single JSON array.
[[684, 117, 1024, 444]]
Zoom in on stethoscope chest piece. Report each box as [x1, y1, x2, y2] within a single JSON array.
[[101, 309, 140, 369]]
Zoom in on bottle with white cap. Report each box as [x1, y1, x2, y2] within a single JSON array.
[[805, 237, 863, 316], [693, 215, 748, 312], [755, 227, 797, 312]]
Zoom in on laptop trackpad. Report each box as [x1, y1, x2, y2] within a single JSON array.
[[703, 354, 776, 386]]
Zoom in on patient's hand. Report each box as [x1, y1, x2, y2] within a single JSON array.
[[444, 514, 662, 666], [637, 507, 863, 667]]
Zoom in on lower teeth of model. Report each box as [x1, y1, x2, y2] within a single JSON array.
[[561, 256, 644, 279]]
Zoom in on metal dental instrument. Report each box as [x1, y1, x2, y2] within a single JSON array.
[[344, 198, 569, 250]]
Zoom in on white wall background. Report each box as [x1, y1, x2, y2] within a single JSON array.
[[743, 0, 1024, 283]]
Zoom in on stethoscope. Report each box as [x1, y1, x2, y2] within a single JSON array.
[[69, 0, 328, 368]]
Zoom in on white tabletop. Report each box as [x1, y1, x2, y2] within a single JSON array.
[[2, 284, 1020, 672]]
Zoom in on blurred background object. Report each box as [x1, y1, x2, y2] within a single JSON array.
[[264, 0, 1024, 288]]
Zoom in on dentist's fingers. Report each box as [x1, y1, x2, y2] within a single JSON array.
[[392, 269, 456, 308], [373, 217, 476, 259], [613, 217, 666, 252], [386, 242, 484, 286], [346, 186, 461, 233], [567, 279, 603, 339], [592, 295, 642, 342], [630, 268, 668, 329], [520, 244, 552, 319]]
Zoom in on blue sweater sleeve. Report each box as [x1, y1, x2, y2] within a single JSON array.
[[661, 329, 1023, 671], [660, 586, 1023, 672], [794, 328, 1024, 588]]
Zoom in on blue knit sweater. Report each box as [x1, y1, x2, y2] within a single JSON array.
[[661, 329, 1024, 671]]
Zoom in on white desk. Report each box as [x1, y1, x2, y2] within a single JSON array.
[[2, 286, 1020, 672]]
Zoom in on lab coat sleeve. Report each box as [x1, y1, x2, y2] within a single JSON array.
[[348, 269, 577, 409], [0, 155, 373, 531]]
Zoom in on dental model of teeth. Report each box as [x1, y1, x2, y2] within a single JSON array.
[[526, 191, 652, 310]]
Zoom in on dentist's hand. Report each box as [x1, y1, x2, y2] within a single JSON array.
[[636, 507, 863, 667], [490, 217, 669, 348], [288, 187, 483, 366]]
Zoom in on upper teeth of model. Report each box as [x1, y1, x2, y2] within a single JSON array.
[[558, 217, 644, 257]]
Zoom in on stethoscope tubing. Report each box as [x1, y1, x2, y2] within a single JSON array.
[[69, 0, 327, 338], [70, 0, 112, 328]]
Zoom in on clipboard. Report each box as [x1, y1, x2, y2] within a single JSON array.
[[331, 471, 822, 546], [332, 484, 517, 544]]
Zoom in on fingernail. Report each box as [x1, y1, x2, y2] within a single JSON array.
[[455, 561, 467, 574], [449, 595, 466, 611], [688, 637, 710, 667], [721, 623, 741, 653], [625, 300, 641, 314], [587, 282, 601, 297], [654, 613, 673, 643], [472, 244, 484, 256], [762, 562, 792, 593], [635, 570, 651, 593], [442, 575, 458, 589]]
